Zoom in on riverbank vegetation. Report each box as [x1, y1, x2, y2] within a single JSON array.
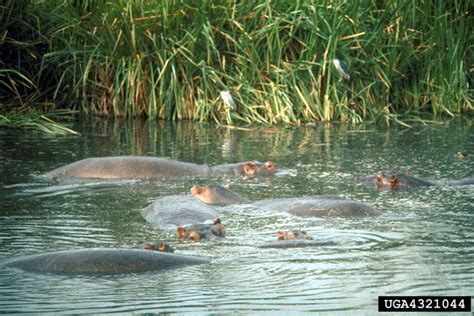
[[1, 0, 472, 132]]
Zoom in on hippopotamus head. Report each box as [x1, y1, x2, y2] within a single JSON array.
[[456, 151, 466, 161], [356, 170, 435, 189], [355, 170, 407, 188], [133, 241, 175, 253], [191, 184, 248, 205], [243, 161, 277, 177], [177, 218, 225, 241], [375, 173, 401, 187], [277, 230, 313, 240]]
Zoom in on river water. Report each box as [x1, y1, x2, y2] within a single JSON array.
[[0, 118, 472, 314]]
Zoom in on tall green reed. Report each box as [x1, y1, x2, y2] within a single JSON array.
[[2, 0, 473, 126]]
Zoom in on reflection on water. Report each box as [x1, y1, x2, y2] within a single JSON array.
[[0, 118, 473, 313]]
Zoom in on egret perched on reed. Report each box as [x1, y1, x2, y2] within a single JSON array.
[[333, 57, 350, 80], [220, 90, 237, 111]]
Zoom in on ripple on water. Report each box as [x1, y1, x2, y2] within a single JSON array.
[[1, 119, 473, 313]]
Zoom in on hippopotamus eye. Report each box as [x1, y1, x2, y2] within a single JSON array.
[[191, 185, 204, 195], [141, 243, 152, 250], [376, 174, 384, 185]]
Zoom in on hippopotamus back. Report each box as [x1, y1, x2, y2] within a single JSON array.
[[141, 195, 220, 228], [44, 156, 211, 180], [1, 248, 209, 274], [253, 196, 381, 218]]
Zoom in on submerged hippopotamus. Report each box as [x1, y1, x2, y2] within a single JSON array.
[[355, 170, 474, 189], [177, 219, 225, 241], [133, 240, 175, 253], [43, 156, 277, 180], [191, 185, 381, 218], [256, 230, 336, 249], [277, 230, 313, 240], [256, 240, 337, 249], [0, 248, 209, 275], [252, 196, 381, 217]]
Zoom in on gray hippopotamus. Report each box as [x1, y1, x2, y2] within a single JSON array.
[[191, 185, 381, 218], [252, 196, 381, 217], [142, 192, 227, 241], [257, 230, 336, 249], [277, 230, 313, 240], [43, 156, 277, 180], [177, 219, 225, 241], [0, 248, 209, 275], [355, 170, 474, 189], [132, 240, 175, 252], [256, 240, 337, 249]]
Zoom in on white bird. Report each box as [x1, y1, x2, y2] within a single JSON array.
[[220, 90, 237, 111], [333, 58, 350, 80]]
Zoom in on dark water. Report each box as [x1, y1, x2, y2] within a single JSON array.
[[0, 118, 473, 314]]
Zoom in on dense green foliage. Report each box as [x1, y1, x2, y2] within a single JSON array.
[[1, 0, 472, 127]]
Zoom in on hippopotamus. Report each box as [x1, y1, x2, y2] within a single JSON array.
[[177, 219, 225, 241], [256, 240, 337, 249], [141, 195, 220, 228], [256, 230, 336, 248], [252, 196, 381, 217], [0, 248, 209, 275], [355, 170, 474, 189], [43, 156, 277, 180], [192, 185, 381, 218], [277, 230, 313, 240], [456, 151, 466, 161], [132, 240, 175, 252]]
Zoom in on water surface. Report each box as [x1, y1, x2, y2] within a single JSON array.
[[0, 118, 473, 314]]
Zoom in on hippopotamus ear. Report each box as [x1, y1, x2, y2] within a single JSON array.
[[277, 230, 286, 240], [376, 173, 384, 186], [177, 227, 188, 238], [389, 175, 400, 187], [188, 231, 201, 241], [190, 185, 204, 195], [140, 242, 153, 250], [161, 243, 175, 253], [213, 218, 221, 225], [243, 163, 257, 176]]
